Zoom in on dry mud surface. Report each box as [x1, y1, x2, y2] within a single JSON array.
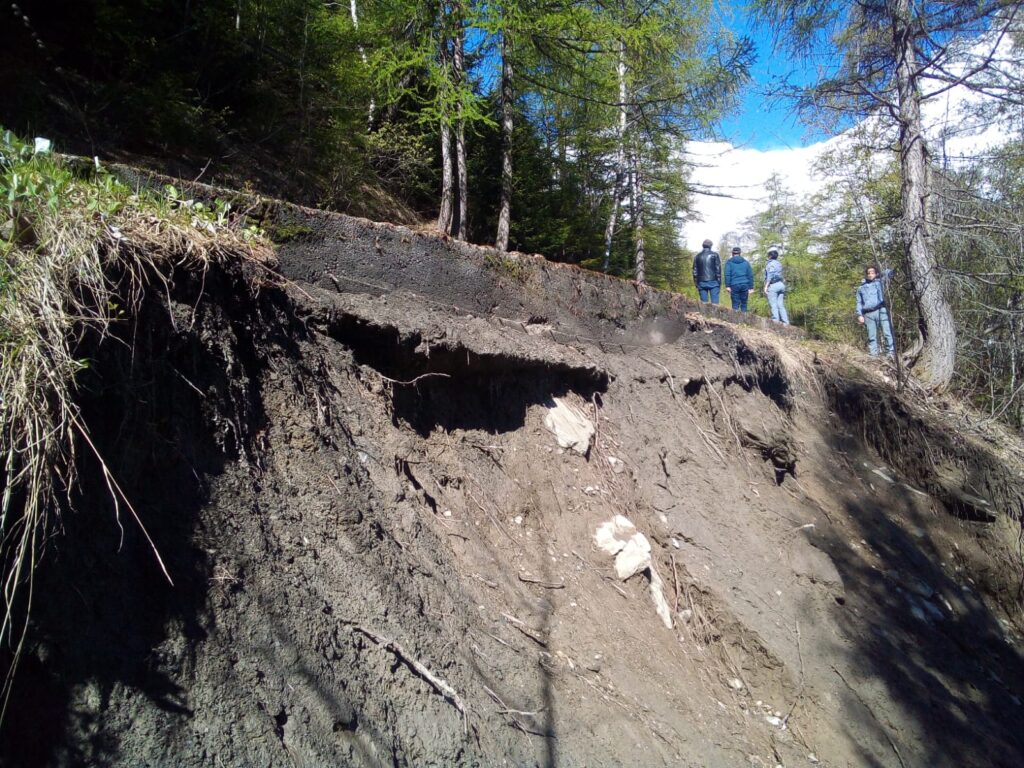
[[3, 203, 1024, 768]]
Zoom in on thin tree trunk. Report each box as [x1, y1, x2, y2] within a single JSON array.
[[603, 41, 629, 273], [892, 0, 956, 389], [349, 0, 375, 126], [453, 6, 467, 240], [438, 120, 454, 234], [630, 151, 646, 286], [437, 6, 454, 234], [496, 29, 514, 252], [602, 179, 623, 273]]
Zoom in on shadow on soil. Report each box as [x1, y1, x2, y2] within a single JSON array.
[[0, 270, 294, 768], [810, 430, 1024, 768]]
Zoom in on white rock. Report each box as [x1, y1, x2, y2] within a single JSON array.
[[594, 516, 637, 556], [729, 678, 744, 690], [615, 534, 652, 580], [607, 456, 626, 474], [765, 716, 783, 727], [543, 398, 595, 456], [513, 515, 523, 525]]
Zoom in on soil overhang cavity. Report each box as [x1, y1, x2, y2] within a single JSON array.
[[306, 299, 608, 437]]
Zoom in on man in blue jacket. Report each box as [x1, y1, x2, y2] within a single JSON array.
[[856, 265, 895, 357], [692, 239, 722, 304], [724, 246, 754, 311]]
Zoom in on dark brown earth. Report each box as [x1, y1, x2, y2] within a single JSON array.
[[2, 177, 1023, 768]]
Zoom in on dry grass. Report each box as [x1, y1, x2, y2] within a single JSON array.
[[0, 136, 274, 712]]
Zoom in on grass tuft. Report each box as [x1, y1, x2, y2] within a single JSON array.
[[0, 129, 273, 712]]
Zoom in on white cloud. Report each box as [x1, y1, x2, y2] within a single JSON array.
[[682, 33, 1018, 253], [682, 137, 839, 251]]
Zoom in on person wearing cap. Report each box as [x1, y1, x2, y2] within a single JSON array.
[[762, 247, 789, 325], [692, 238, 722, 304], [856, 264, 895, 357], [724, 246, 754, 312]]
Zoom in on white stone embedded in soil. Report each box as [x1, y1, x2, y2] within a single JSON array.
[[614, 533, 652, 580], [728, 678, 744, 690], [607, 456, 626, 474], [765, 716, 783, 727], [594, 515, 672, 629], [543, 397, 595, 456], [594, 515, 636, 556]]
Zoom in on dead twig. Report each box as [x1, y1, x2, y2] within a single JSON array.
[[466, 487, 516, 543], [832, 666, 907, 768], [683, 402, 726, 463], [501, 613, 548, 647], [670, 554, 682, 614], [518, 573, 565, 589], [482, 685, 549, 737], [375, 371, 452, 387], [353, 625, 468, 733], [782, 622, 805, 727]]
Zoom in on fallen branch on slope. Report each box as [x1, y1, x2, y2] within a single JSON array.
[[353, 625, 467, 732]]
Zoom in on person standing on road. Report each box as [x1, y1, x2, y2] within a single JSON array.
[[856, 265, 895, 358], [724, 246, 754, 312], [762, 247, 789, 325], [693, 238, 722, 304]]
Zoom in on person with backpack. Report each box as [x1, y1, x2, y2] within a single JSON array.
[[724, 246, 754, 311], [856, 265, 895, 357], [762, 247, 789, 325], [692, 238, 722, 304]]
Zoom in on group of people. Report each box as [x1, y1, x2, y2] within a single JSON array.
[[692, 239, 897, 358], [692, 239, 789, 325]]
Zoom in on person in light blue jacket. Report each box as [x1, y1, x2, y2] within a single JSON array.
[[724, 246, 754, 311], [762, 248, 789, 325], [856, 265, 895, 357]]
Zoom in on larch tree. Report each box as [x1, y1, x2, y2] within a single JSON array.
[[755, 0, 1023, 390]]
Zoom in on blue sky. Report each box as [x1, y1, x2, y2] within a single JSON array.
[[714, 4, 834, 151]]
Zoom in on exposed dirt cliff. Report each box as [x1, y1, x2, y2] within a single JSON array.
[[3, 175, 1023, 768]]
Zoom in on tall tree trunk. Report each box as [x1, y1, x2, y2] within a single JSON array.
[[453, 6, 467, 240], [438, 120, 454, 234], [496, 29, 514, 252], [630, 151, 646, 286], [437, 7, 454, 234], [892, 0, 956, 389], [349, 0, 375, 127], [603, 41, 629, 273]]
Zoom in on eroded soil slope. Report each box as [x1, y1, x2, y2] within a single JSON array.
[[3, 200, 1023, 768]]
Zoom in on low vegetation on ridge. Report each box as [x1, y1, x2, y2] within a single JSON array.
[[0, 131, 272, 706]]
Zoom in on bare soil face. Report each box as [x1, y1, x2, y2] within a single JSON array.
[[3, 203, 1023, 768]]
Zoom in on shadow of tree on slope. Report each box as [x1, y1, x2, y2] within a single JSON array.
[[811, 471, 1024, 768]]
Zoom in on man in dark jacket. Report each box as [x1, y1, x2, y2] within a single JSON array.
[[693, 238, 722, 304], [856, 265, 895, 357], [724, 246, 754, 311]]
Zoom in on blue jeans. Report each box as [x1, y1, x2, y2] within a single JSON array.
[[767, 282, 789, 324], [864, 307, 894, 356], [729, 288, 749, 311], [698, 281, 720, 304]]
